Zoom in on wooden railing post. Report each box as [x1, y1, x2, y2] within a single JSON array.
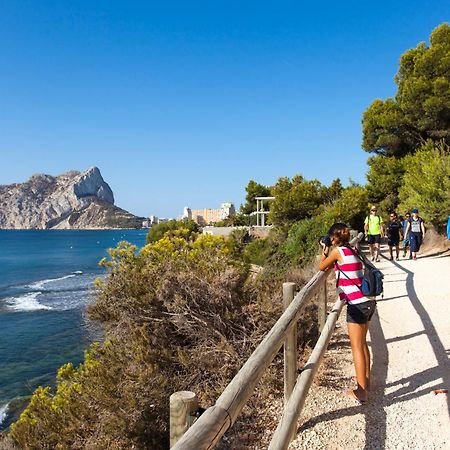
[[170, 391, 198, 447], [283, 282, 297, 406], [318, 280, 327, 332]]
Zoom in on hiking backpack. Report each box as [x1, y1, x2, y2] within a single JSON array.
[[335, 246, 384, 298]]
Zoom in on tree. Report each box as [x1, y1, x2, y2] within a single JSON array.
[[270, 175, 326, 224], [398, 141, 450, 231], [240, 180, 271, 215], [324, 185, 370, 231], [362, 23, 450, 157], [365, 155, 405, 213], [323, 178, 344, 204]]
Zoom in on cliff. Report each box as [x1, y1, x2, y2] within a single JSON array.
[[0, 167, 143, 229]]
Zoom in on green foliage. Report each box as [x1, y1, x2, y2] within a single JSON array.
[[214, 213, 256, 227], [362, 23, 450, 156], [244, 238, 273, 266], [270, 175, 327, 224], [365, 156, 405, 213], [322, 185, 370, 231], [240, 180, 271, 214], [146, 219, 199, 244], [398, 141, 450, 230], [243, 227, 289, 267], [324, 178, 344, 203], [282, 216, 330, 267]]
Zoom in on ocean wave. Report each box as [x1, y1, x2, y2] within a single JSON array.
[[0, 403, 9, 425], [5, 292, 52, 311], [27, 274, 76, 290]]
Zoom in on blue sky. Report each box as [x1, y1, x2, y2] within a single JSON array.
[[0, 1, 448, 217]]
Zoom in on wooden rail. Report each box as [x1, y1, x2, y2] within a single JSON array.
[[171, 233, 364, 449]]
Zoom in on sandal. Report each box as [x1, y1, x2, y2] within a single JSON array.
[[345, 389, 367, 405]]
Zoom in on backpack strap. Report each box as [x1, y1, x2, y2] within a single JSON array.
[[334, 261, 363, 293], [344, 244, 375, 269]]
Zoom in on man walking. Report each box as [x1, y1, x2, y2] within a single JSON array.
[[387, 212, 403, 260], [401, 211, 411, 258], [364, 206, 385, 262]]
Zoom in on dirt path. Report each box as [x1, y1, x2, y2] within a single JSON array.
[[289, 243, 450, 450]]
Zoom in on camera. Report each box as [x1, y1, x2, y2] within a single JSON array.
[[318, 235, 332, 247]]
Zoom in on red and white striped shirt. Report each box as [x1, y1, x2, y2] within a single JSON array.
[[334, 246, 369, 305]]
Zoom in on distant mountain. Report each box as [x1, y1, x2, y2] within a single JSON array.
[[0, 167, 144, 229]]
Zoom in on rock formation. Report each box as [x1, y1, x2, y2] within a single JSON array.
[[0, 167, 143, 229]]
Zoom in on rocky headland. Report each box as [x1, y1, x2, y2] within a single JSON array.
[[0, 167, 143, 229]]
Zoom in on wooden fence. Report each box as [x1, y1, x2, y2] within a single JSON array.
[[170, 232, 364, 449]]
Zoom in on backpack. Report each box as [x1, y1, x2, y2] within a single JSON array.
[[335, 246, 384, 298]]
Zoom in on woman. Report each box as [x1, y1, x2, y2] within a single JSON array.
[[405, 209, 425, 260], [319, 223, 376, 404]]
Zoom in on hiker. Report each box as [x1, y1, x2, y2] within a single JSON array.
[[447, 215, 450, 240], [386, 212, 403, 261], [364, 206, 385, 262], [401, 211, 412, 258], [319, 223, 375, 404], [405, 209, 426, 260]]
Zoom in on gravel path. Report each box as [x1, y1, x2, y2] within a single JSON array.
[[289, 243, 450, 450]]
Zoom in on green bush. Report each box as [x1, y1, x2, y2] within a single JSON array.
[[282, 216, 330, 267], [398, 141, 450, 231], [366, 155, 405, 213], [146, 219, 199, 243]]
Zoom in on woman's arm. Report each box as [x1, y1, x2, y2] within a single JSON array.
[[319, 247, 340, 271], [405, 222, 411, 236]]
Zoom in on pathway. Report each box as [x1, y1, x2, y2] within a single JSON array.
[[290, 243, 450, 450]]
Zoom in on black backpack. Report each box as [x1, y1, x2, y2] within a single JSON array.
[[335, 246, 384, 298]]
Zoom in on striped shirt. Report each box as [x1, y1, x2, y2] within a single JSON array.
[[334, 246, 370, 305]]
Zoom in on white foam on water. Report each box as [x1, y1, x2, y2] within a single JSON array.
[[27, 274, 76, 290], [0, 403, 9, 425], [6, 292, 52, 311]]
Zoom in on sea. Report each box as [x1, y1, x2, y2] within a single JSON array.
[[0, 229, 148, 430]]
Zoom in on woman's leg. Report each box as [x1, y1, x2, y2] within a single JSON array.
[[348, 322, 370, 401], [363, 322, 371, 388]]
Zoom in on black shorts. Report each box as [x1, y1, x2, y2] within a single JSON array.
[[367, 234, 381, 245], [388, 236, 400, 246], [347, 300, 376, 324]]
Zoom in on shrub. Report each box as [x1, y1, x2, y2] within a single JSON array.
[[146, 219, 199, 244], [398, 141, 450, 231], [11, 234, 291, 449]]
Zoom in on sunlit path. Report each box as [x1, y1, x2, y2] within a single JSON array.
[[290, 244, 450, 449]]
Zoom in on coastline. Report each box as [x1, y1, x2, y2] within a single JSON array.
[[0, 227, 146, 231]]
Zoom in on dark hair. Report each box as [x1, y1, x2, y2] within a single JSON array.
[[390, 211, 398, 217], [327, 222, 350, 245]]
